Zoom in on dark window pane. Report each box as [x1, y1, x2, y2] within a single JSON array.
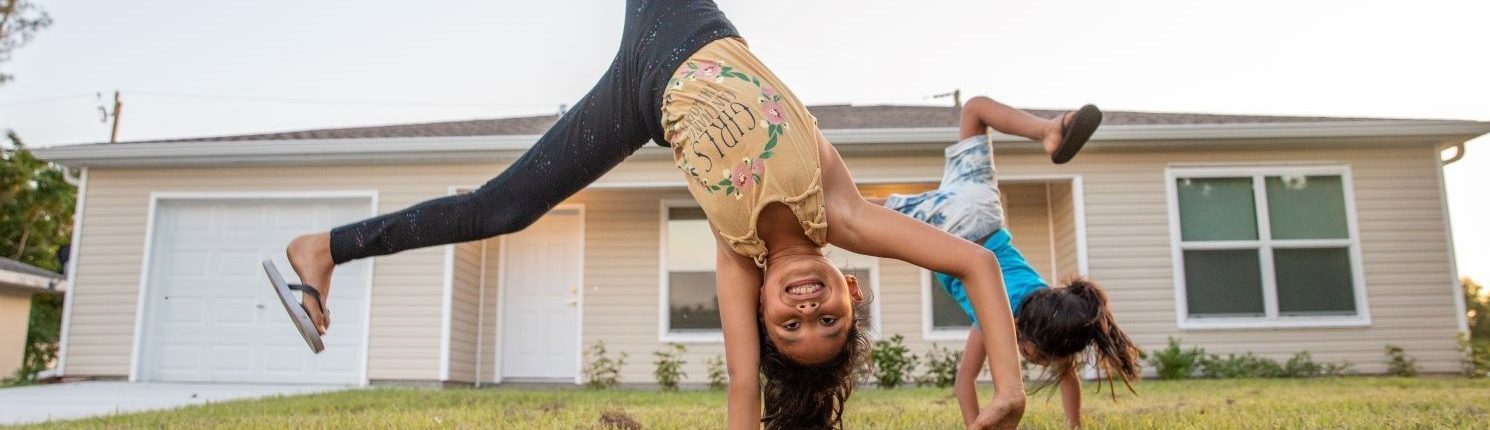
[[1184, 249, 1265, 317], [669, 271, 721, 330], [1265, 175, 1349, 240], [929, 273, 973, 329], [1176, 177, 1258, 241], [1274, 247, 1357, 315], [668, 206, 708, 220]]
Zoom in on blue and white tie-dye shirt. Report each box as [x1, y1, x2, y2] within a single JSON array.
[[884, 134, 1004, 243]]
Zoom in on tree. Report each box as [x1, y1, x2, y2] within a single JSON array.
[[1466, 277, 1489, 339], [1, 130, 74, 270], [0, 0, 52, 85], [1, 130, 74, 383]]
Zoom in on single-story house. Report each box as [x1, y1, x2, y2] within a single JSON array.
[[1, 257, 65, 378], [33, 105, 1490, 386]]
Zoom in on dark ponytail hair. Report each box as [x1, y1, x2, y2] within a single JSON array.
[[1014, 277, 1140, 396], [756, 290, 873, 430]]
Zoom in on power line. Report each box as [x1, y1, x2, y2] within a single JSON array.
[[0, 93, 97, 107], [123, 90, 555, 109]]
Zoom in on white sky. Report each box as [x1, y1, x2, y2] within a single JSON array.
[[2, 0, 1486, 281]]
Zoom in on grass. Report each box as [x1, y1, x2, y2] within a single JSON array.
[[7, 377, 1489, 429]]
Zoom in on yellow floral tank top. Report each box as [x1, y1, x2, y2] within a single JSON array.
[[661, 37, 827, 267]]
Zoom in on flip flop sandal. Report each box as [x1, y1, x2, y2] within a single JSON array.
[[1051, 104, 1103, 164], [262, 259, 327, 353]]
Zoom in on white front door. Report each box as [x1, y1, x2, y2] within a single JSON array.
[[500, 208, 582, 381], [140, 198, 371, 384]]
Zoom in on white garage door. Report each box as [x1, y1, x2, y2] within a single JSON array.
[[138, 197, 371, 384]]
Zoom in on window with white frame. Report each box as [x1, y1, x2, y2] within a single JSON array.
[[662, 203, 878, 340], [1168, 167, 1366, 326], [665, 206, 721, 334], [927, 271, 974, 333]]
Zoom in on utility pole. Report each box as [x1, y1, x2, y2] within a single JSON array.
[[930, 89, 961, 109], [98, 91, 122, 143]]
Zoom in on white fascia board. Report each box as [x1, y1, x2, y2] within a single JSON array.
[[0, 271, 63, 292], [32, 120, 1490, 168]]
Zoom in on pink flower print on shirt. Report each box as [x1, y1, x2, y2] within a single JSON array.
[[729, 158, 765, 197], [761, 101, 786, 126], [758, 85, 779, 103], [696, 61, 722, 80]]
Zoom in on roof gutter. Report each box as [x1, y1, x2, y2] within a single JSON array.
[[32, 120, 1490, 168], [0, 270, 65, 293]]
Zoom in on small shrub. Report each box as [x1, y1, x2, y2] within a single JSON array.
[[1457, 333, 1489, 379], [705, 354, 728, 390], [1146, 337, 1205, 380], [653, 343, 687, 391], [1199, 352, 1281, 378], [584, 340, 627, 389], [870, 334, 919, 388], [1384, 344, 1419, 377], [917, 343, 962, 388], [1323, 360, 1354, 377], [1199, 351, 1353, 379], [1281, 351, 1325, 378]]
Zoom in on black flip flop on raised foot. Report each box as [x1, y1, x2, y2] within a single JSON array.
[[262, 259, 327, 353], [1051, 104, 1103, 164]]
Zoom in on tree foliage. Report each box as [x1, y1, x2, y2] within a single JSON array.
[[1465, 277, 1489, 339], [0, 0, 52, 85], [2, 130, 74, 271], [1, 130, 74, 383]]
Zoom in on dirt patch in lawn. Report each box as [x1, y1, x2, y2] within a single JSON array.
[[599, 410, 642, 430]]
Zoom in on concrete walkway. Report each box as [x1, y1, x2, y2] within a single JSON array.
[[0, 381, 351, 425]]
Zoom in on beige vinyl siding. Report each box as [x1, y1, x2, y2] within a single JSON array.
[[0, 289, 33, 376], [446, 240, 482, 383], [876, 258, 944, 352], [477, 238, 501, 383], [1002, 183, 1055, 283], [568, 189, 728, 384], [1049, 182, 1081, 280], [995, 144, 1460, 374], [65, 164, 519, 380], [62, 136, 1463, 382]]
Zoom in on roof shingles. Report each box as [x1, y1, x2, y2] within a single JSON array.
[[122, 104, 1404, 144]]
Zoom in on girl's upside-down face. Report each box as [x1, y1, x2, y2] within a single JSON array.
[[759, 244, 863, 366]]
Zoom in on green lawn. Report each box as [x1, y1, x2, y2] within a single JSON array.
[[8, 378, 1489, 429]]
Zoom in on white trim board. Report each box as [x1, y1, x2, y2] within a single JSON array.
[[437, 186, 461, 382], [1164, 165, 1371, 330], [56, 168, 87, 376], [34, 120, 1490, 168], [1435, 152, 1471, 333], [126, 191, 378, 385], [474, 234, 489, 386]]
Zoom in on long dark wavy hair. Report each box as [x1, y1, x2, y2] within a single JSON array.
[[756, 290, 874, 430], [1014, 277, 1141, 396]]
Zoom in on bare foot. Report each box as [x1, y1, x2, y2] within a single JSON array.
[[1040, 111, 1077, 156], [286, 232, 335, 335]]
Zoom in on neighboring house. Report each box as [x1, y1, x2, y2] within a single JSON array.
[[1, 257, 65, 378], [32, 105, 1490, 386]]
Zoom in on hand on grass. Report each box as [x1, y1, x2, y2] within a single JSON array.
[[968, 394, 1026, 430]]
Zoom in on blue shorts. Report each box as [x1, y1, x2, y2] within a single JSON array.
[[934, 229, 1048, 326]]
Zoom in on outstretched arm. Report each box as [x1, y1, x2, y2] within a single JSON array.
[[714, 228, 764, 430], [1059, 368, 1082, 428], [815, 131, 1026, 429]]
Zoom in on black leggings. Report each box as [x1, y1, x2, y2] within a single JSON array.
[[329, 0, 738, 264]]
